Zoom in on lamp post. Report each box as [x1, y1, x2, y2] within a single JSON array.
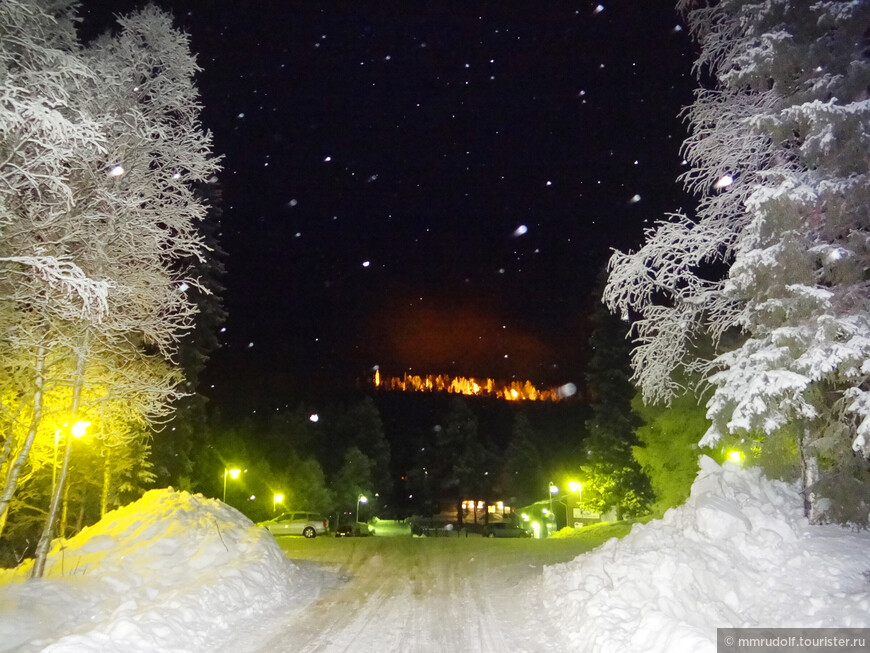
[[567, 481, 582, 526], [546, 482, 559, 535], [356, 494, 368, 523], [223, 467, 241, 503], [548, 481, 558, 514], [273, 493, 284, 513], [33, 419, 90, 579]]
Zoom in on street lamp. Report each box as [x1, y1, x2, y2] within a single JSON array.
[[52, 421, 91, 496], [273, 493, 284, 513], [223, 467, 241, 503], [566, 481, 582, 526], [726, 450, 744, 464], [548, 481, 558, 514], [356, 494, 368, 523], [71, 420, 91, 438]]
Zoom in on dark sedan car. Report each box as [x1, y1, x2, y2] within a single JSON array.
[[335, 522, 374, 537], [482, 523, 531, 538]]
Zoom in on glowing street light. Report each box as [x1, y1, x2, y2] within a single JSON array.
[[356, 494, 368, 523], [273, 493, 284, 512], [52, 421, 91, 496], [71, 420, 91, 438], [223, 467, 242, 503], [726, 450, 744, 464]]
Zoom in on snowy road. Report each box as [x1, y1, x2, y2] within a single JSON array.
[[226, 535, 591, 653]]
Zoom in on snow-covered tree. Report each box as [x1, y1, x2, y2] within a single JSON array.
[[604, 0, 870, 524], [0, 0, 219, 570]]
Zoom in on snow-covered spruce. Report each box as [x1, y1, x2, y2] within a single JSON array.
[[0, 489, 305, 653], [542, 457, 870, 653], [604, 0, 870, 523]]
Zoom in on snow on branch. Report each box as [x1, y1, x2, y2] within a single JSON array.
[[0, 255, 110, 322]]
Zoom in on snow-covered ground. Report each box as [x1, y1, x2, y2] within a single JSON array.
[[0, 491, 321, 653], [1, 457, 868, 652], [542, 456, 870, 652]]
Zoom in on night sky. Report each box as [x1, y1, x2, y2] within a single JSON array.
[[81, 2, 697, 411]]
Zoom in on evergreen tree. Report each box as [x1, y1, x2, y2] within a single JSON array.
[[499, 413, 544, 506], [434, 398, 491, 525], [631, 392, 706, 514], [333, 446, 374, 522], [605, 0, 870, 524], [152, 180, 226, 491], [345, 398, 392, 505], [582, 286, 652, 518]]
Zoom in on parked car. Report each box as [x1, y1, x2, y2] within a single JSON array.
[[334, 522, 375, 537], [482, 522, 531, 538], [259, 511, 328, 538]]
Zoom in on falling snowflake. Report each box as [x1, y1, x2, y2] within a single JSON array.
[[714, 174, 733, 189], [513, 225, 529, 237], [629, 194, 642, 203]]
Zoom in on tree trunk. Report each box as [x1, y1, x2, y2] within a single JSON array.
[[101, 447, 111, 518], [799, 425, 822, 524], [0, 398, 27, 474], [60, 470, 71, 538], [0, 348, 46, 537], [32, 429, 73, 578], [32, 339, 87, 579]]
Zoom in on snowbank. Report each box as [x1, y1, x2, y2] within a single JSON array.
[[0, 489, 307, 653], [542, 456, 870, 653]]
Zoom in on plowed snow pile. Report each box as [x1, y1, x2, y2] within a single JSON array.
[[0, 489, 309, 653], [542, 456, 870, 653]]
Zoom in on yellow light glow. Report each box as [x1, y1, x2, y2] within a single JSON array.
[[727, 450, 744, 464], [568, 481, 581, 493], [228, 468, 241, 479], [273, 493, 284, 504], [71, 421, 91, 438]]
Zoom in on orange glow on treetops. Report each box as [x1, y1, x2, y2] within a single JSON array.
[[372, 370, 572, 402]]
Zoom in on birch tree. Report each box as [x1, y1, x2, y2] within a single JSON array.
[[604, 0, 870, 524], [0, 0, 219, 569]]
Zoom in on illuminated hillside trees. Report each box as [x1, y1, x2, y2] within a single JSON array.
[[604, 0, 870, 523], [0, 0, 219, 571]]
